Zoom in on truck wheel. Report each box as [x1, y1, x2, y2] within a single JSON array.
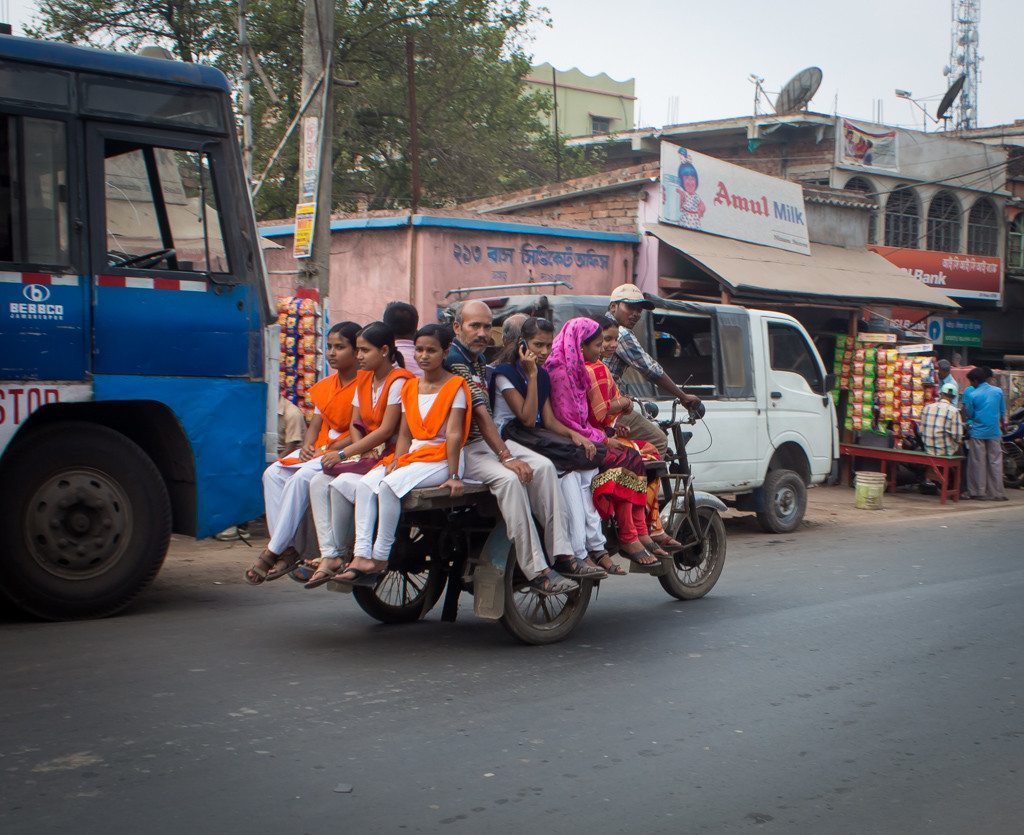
[[756, 468, 807, 533], [499, 555, 592, 645], [658, 507, 726, 600], [0, 422, 171, 620]]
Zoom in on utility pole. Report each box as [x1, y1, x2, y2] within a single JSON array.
[[294, 0, 335, 299], [405, 33, 420, 303], [238, 0, 253, 184]]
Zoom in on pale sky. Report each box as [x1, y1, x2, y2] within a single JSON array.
[[4, 0, 1019, 130]]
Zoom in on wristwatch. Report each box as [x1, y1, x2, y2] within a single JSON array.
[[449, 472, 461, 481], [337, 449, 347, 461]]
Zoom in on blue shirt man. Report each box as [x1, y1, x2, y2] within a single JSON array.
[[964, 379, 1006, 440]]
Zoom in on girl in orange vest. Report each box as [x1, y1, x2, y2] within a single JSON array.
[[304, 322, 414, 587], [333, 324, 470, 587], [248, 321, 361, 584]]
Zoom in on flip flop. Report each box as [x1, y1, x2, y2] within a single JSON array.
[[620, 545, 660, 567], [651, 536, 686, 553], [334, 567, 385, 588]]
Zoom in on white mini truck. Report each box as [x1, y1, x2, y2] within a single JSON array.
[[467, 293, 839, 533]]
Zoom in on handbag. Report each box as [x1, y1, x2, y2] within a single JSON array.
[[501, 423, 606, 473]]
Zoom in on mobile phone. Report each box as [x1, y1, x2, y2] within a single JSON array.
[[518, 339, 528, 353]]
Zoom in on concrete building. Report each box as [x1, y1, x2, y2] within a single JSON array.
[[465, 113, 1022, 364], [524, 63, 635, 138]]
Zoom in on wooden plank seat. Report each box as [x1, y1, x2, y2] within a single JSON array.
[[839, 443, 964, 505], [401, 481, 492, 512]]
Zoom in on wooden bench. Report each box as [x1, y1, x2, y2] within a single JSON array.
[[839, 443, 964, 505], [401, 482, 492, 512]]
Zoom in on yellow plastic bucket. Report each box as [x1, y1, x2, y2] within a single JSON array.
[[854, 471, 886, 510]]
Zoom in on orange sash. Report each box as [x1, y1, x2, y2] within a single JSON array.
[[277, 373, 357, 465], [354, 367, 415, 432], [383, 376, 471, 469]]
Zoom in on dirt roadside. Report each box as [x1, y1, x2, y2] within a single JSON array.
[[155, 483, 1023, 589]]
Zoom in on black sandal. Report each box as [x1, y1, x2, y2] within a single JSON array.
[[333, 566, 386, 588], [620, 543, 660, 567], [554, 557, 607, 580], [264, 547, 301, 581], [527, 569, 578, 597]]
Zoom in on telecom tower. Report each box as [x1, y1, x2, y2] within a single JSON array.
[[944, 0, 981, 130]]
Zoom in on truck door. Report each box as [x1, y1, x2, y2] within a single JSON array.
[[763, 319, 832, 475], [85, 124, 258, 378]]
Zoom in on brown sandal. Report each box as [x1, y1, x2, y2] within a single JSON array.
[[590, 551, 626, 576], [244, 549, 278, 585]]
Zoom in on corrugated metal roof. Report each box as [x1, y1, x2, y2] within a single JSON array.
[[647, 222, 959, 310]]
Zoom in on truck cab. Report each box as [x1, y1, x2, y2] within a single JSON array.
[[451, 293, 838, 532]]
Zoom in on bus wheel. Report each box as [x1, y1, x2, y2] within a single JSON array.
[[0, 422, 171, 620], [499, 554, 592, 645]]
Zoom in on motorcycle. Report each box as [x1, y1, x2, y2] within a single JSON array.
[[1003, 406, 1024, 489]]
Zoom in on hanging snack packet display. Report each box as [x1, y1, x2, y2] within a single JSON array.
[[277, 296, 324, 420]]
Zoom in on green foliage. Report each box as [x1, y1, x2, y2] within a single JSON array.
[[26, 0, 600, 220]]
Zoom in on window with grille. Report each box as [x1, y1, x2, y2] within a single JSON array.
[[845, 176, 878, 244], [927, 191, 961, 252], [967, 198, 999, 256], [1007, 215, 1024, 271], [590, 116, 611, 135], [884, 185, 919, 248]]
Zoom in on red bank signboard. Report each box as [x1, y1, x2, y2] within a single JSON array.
[[869, 246, 1002, 302]]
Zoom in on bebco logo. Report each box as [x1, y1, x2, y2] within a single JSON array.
[[23, 284, 51, 302]]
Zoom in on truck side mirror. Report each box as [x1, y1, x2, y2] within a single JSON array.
[[825, 372, 837, 392]]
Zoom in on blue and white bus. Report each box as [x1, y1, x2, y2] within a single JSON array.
[[0, 33, 275, 618]]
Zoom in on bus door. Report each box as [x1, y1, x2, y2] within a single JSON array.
[[1, 100, 89, 382], [84, 123, 258, 379]]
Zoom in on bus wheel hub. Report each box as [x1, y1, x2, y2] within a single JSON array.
[[26, 469, 133, 580]]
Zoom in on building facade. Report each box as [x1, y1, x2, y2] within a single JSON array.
[[524, 63, 635, 138]]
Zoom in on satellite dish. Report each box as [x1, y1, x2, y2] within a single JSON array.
[[774, 67, 823, 115], [936, 73, 966, 121]]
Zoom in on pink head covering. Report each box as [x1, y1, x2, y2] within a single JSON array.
[[546, 317, 605, 442]]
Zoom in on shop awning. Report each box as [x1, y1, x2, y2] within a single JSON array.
[[646, 222, 959, 310]]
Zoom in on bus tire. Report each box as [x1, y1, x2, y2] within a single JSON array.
[[755, 468, 807, 533], [0, 422, 171, 620]]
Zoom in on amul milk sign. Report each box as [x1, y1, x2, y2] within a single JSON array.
[[660, 143, 810, 255]]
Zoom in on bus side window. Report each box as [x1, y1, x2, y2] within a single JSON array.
[[1, 114, 70, 268], [104, 141, 229, 274]]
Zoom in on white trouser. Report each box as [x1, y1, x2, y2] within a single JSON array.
[[262, 458, 323, 554], [310, 472, 354, 559], [559, 469, 605, 559], [462, 439, 574, 579], [352, 466, 450, 561]]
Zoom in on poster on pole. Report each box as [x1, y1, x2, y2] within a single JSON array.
[[660, 143, 810, 254], [300, 116, 320, 202], [292, 202, 317, 259]]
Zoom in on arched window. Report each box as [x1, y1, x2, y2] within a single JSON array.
[[1007, 214, 1024, 271], [845, 176, 878, 244], [884, 185, 920, 248], [927, 191, 961, 252], [967, 198, 999, 256]]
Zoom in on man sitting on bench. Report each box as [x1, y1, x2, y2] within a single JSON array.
[[919, 381, 964, 488]]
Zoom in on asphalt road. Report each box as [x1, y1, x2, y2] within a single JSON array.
[[1, 507, 1021, 834]]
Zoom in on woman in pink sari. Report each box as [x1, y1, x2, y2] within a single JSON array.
[[546, 317, 660, 566]]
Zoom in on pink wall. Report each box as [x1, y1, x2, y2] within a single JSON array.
[[414, 227, 633, 320], [261, 222, 635, 327]]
